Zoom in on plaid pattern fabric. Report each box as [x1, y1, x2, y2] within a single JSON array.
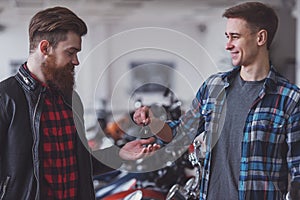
[[168, 66, 300, 200], [40, 89, 78, 199]]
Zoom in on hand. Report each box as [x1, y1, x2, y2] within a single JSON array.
[[133, 106, 151, 126], [119, 137, 160, 161]]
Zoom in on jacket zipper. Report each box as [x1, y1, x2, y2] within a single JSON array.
[[32, 91, 43, 200], [0, 176, 11, 200]]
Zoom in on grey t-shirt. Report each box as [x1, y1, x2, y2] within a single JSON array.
[[207, 73, 264, 200]]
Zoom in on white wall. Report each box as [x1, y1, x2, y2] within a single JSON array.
[[0, 21, 28, 80]]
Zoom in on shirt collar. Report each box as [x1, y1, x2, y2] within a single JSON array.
[[22, 63, 48, 88], [16, 62, 40, 91], [221, 65, 279, 94], [22, 63, 62, 96]]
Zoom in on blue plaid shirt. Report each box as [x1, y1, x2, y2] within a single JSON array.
[[168, 66, 300, 200]]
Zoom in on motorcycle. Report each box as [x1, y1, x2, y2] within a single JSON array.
[[93, 88, 198, 199], [166, 136, 205, 200], [93, 144, 194, 200]]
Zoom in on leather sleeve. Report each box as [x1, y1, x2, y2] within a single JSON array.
[[91, 146, 124, 175]]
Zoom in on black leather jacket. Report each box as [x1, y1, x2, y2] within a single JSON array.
[[0, 65, 121, 200]]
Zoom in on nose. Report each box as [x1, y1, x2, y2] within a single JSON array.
[[72, 54, 80, 66], [226, 40, 234, 51]]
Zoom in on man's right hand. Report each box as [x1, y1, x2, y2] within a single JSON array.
[[133, 106, 173, 143], [133, 106, 151, 126]]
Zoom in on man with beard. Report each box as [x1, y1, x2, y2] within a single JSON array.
[[0, 7, 159, 200]]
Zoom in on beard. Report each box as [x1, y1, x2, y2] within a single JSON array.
[[41, 54, 75, 97]]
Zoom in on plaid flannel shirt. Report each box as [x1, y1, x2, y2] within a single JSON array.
[[168, 66, 300, 200], [40, 88, 78, 200]]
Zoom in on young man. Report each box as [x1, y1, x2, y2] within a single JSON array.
[[0, 7, 158, 199], [134, 2, 300, 199]]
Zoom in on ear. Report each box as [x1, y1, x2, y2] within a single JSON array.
[[39, 40, 50, 55], [257, 29, 267, 47]]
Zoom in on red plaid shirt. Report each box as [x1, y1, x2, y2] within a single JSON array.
[[39, 88, 79, 199]]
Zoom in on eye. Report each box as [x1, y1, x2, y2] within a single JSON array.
[[225, 34, 239, 40], [66, 50, 76, 56], [232, 35, 239, 39]]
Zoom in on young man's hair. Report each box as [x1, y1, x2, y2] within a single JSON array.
[[29, 6, 87, 52], [223, 2, 278, 49]]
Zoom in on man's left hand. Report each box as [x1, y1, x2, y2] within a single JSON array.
[[119, 137, 160, 160]]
